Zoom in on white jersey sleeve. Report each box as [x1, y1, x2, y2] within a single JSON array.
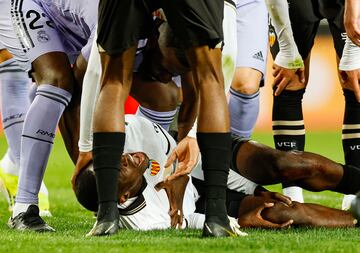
[[265, 0, 304, 69], [78, 33, 101, 152]]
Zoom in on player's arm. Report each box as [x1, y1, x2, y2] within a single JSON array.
[[344, 0, 360, 47], [265, 0, 305, 96], [339, 37, 360, 102], [72, 34, 101, 190], [177, 72, 199, 141]]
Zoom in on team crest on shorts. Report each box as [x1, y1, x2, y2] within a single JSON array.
[[37, 30, 50, 43], [149, 160, 160, 176]]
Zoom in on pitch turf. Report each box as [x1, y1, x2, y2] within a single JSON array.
[[0, 132, 360, 253]]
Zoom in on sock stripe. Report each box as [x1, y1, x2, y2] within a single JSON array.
[[3, 120, 24, 130], [273, 129, 306, 135], [36, 90, 70, 105], [22, 134, 54, 144], [272, 120, 304, 126], [343, 124, 360, 130], [37, 94, 68, 107], [342, 134, 360, 140]]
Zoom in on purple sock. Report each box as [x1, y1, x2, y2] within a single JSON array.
[[16, 84, 71, 204], [228, 87, 260, 138], [0, 60, 31, 168], [136, 106, 177, 131]]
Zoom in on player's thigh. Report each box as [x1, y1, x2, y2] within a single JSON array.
[[160, 0, 224, 49], [10, 0, 67, 71], [234, 0, 267, 92], [222, 0, 237, 92], [97, 0, 153, 55]]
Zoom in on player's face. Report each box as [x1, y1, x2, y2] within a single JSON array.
[[121, 152, 150, 173]]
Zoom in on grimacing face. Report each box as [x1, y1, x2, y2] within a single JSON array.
[[117, 152, 150, 201]]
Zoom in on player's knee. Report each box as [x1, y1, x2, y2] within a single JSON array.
[[34, 67, 75, 93], [231, 67, 262, 94]]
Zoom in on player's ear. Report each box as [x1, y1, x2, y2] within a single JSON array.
[[119, 192, 130, 204]]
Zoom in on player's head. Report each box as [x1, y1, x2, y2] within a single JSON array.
[[139, 21, 190, 83], [74, 152, 150, 212]]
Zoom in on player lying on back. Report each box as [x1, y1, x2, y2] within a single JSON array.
[[69, 114, 360, 230]]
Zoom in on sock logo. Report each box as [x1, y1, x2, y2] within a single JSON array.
[[3, 113, 24, 123], [276, 142, 297, 148], [350, 145, 360, 151], [36, 129, 55, 139]]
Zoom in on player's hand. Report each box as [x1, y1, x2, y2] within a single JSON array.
[[238, 203, 293, 229], [344, 0, 360, 47], [71, 151, 92, 191], [155, 175, 190, 229], [164, 136, 199, 181], [255, 190, 292, 206], [272, 64, 305, 96], [340, 69, 360, 102]]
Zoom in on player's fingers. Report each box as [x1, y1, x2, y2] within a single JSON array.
[[155, 181, 166, 191], [256, 202, 274, 215], [273, 65, 281, 77], [274, 193, 292, 206], [279, 219, 294, 228], [298, 68, 305, 83], [165, 150, 178, 168], [274, 77, 289, 96], [273, 71, 284, 86]]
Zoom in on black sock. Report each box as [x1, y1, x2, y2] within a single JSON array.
[[342, 89, 360, 168], [272, 88, 305, 188], [93, 132, 125, 221], [197, 132, 231, 225], [334, 165, 360, 194]]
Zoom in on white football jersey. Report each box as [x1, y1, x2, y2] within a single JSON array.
[[117, 115, 257, 230], [118, 115, 197, 230]]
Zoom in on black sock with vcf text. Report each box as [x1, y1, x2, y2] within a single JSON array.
[[93, 132, 125, 221], [197, 132, 231, 225]]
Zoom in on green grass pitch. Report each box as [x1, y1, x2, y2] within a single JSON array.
[[0, 132, 360, 253]]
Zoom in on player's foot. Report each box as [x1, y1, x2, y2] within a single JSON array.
[[283, 186, 304, 203], [351, 192, 360, 222], [86, 220, 119, 237], [202, 220, 237, 238], [86, 202, 119, 236], [342, 194, 356, 210], [0, 157, 18, 209], [0, 156, 52, 216], [8, 205, 55, 232]]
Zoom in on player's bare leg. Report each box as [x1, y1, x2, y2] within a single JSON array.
[[186, 46, 234, 237], [235, 140, 360, 195], [87, 46, 136, 237], [238, 196, 356, 228]]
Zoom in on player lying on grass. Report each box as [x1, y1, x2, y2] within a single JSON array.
[[69, 115, 360, 230]]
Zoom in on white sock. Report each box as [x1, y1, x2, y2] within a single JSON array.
[[12, 202, 33, 217], [342, 194, 356, 210], [283, 186, 304, 203]]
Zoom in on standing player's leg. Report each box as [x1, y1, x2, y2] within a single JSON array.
[[0, 0, 74, 231], [269, 0, 319, 202], [327, 13, 360, 209], [87, 0, 154, 236], [229, 0, 268, 138], [161, 0, 235, 237]]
